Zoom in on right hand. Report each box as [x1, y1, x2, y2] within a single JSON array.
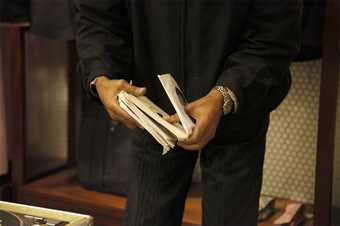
[[94, 76, 146, 128]]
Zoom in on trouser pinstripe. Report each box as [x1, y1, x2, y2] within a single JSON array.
[[124, 114, 269, 226]]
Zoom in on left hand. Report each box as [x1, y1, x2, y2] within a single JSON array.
[[166, 89, 224, 151]]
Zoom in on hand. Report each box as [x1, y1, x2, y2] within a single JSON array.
[[95, 76, 146, 128], [167, 89, 224, 151]]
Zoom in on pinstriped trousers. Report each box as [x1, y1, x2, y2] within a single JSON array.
[[124, 113, 269, 226]]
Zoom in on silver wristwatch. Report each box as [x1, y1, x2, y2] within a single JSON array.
[[214, 86, 234, 115]]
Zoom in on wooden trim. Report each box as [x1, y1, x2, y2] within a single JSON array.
[[0, 22, 30, 28], [314, 0, 339, 225], [19, 169, 314, 226], [0, 27, 26, 201], [18, 169, 200, 226], [0, 32, 8, 177]]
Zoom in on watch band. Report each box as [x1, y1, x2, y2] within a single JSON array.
[[89, 78, 99, 97], [214, 86, 234, 115]]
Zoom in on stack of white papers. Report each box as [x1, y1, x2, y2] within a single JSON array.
[[118, 74, 195, 154]]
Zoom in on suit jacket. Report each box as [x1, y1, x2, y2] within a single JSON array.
[[75, 0, 301, 144]]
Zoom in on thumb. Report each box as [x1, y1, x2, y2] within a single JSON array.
[[125, 84, 147, 96], [164, 114, 180, 124], [185, 103, 195, 114]]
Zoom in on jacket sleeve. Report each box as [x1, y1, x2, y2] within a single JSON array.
[[74, 0, 131, 98], [216, 0, 302, 115]]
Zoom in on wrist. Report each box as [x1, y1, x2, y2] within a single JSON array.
[[94, 75, 110, 88], [89, 75, 110, 98], [212, 86, 234, 115], [208, 89, 224, 108]]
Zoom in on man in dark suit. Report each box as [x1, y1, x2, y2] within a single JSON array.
[[74, 0, 302, 225]]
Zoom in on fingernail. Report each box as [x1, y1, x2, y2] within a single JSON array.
[[139, 87, 146, 93]]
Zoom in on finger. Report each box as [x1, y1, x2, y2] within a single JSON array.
[[110, 97, 144, 129], [126, 123, 138, 129], [117, 112, 140, 128], [117, 114, 139, 128], [113, 103, 139, 125], [190, 126, 216, 147], [164, 114, 180, 124], [178, 131, 212, 150], [178, 132, 212, 150], [106, 110, 119, 122], [181, 117, 210, 145], [107, 111, 136, 128], [121, 81, 147, 97], [107, 101, 140, 128], [185, 102, 199, 117], [177, 143, 202, 151], [185, 102, 195, 113]]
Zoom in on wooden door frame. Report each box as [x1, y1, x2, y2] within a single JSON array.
[[0, 25, 26, 201], [314, 0, 339, 225]]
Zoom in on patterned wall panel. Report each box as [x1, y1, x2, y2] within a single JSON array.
[[261, 60, 321, 204]]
